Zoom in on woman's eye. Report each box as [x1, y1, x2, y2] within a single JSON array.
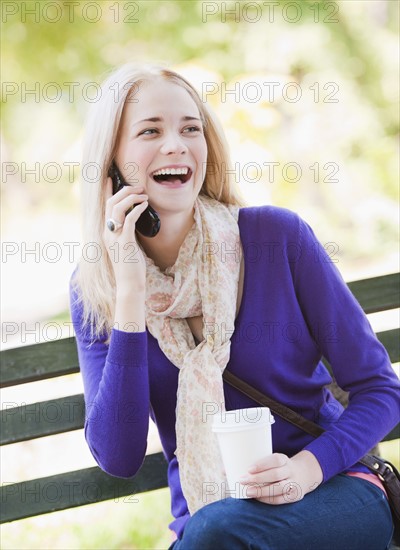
[[184, 126, 201, 133], [140, 128, 158, 136]]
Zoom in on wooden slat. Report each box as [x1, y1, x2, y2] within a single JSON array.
[[382, 422, 400, 443], [1, 395, 85, 446], [0, 338, 79, 388], [2, 327, 396, 392], [347, 272, 400, 313], [0, 452, 168, 523], [377, 328, 400, 363]]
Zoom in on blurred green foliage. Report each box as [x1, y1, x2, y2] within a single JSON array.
[[1, 488, 173, 549], [1, 0, 399, 273]]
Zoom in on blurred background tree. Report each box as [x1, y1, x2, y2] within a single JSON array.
[[1, 1, 399, 548], [1, 0, 399, 275]]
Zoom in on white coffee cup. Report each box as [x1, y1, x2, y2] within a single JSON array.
[[212, 407, 274, 499]]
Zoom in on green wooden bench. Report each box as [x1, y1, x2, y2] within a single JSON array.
[[1, 272, 399, 545]]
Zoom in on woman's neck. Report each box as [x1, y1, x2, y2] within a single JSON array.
[[137, 208, 195, 271]]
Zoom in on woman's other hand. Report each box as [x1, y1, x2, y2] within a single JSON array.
[[240, 450, 323, 505]]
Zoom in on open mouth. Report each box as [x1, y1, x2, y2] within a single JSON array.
[[151, 167, 193, 185]]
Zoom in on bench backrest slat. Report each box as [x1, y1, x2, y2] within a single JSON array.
[[1, 395, 84, 445], [0, 452, 168, 523], [1, 338, 79, 388], [347, 272, 400, 313], [377, 328, 400, 363]]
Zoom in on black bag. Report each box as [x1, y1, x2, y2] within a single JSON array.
[[358, 454, 400, 544], [223, 370, 400, 544]]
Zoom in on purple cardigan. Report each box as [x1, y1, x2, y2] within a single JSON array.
[[70, 206, 400, 538]]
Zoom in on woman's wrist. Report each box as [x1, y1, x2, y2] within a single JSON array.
[[114, 288, 146, 332], [115, 282, 146, 298], [291, 450, 323, 492]]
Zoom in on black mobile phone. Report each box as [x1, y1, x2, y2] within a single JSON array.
[[108, 161, 160, 238]]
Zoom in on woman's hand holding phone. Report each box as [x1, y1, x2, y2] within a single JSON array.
[[103, 178, 148, 332], [108, 161, 160, 238], [104, 177, 148, 292]]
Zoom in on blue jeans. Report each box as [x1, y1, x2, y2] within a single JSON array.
[[170, 474, 394, 550]]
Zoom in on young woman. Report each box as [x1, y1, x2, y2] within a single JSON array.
[[70, 63, 398, 549]]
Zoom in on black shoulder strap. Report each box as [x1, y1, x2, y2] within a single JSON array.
[[222, 370, 390, 474], [222, 370, 324, 437]]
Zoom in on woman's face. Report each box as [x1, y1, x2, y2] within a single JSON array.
[[115, 79, 208, 218]]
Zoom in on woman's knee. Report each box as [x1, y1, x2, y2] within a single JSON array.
[[176, 499, 250, 549]]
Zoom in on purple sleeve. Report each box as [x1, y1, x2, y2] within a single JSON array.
[[292, 217, 400, 482], [70, 279, 150, 477]]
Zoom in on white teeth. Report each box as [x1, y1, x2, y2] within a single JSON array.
[[153, 167, 189, 176]]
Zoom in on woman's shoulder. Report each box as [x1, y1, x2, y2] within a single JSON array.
[[238, 204, 303, 239]]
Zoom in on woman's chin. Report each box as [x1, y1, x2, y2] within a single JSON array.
[[148, 184, 202, 214]]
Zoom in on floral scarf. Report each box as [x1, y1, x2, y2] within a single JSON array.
[[144, 194, 241, 514]]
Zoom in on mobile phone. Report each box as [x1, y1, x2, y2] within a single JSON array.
[[108, 161, 160, 238]]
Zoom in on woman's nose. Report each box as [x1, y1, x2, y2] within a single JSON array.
[[160, 132, 188, 155]]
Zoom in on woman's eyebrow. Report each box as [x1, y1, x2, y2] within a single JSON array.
[[132, 116, 201, 127]]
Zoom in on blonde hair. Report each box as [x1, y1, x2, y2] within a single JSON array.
[[73, 63, 245, 339]]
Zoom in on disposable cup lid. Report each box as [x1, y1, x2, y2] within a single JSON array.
[[212, 407, 274, 432]]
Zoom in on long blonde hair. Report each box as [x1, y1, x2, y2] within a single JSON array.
[[73, 63, 245, 339]]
